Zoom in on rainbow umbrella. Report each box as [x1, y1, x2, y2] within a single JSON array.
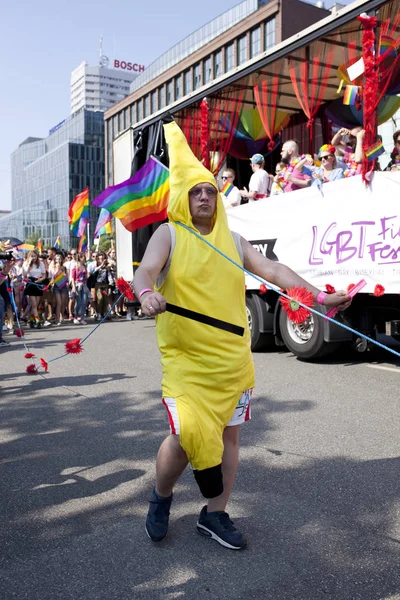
[[16, 243, 35, 253], [325, 94, 400, 129]]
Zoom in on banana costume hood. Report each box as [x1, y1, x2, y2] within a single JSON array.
[[156, 121, 255, 497]]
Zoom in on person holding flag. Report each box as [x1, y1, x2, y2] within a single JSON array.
[[219, 168, 242, 209]]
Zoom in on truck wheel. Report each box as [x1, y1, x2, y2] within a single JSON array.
[[246, 295, 274, 352], [279, 308, 340, 360]]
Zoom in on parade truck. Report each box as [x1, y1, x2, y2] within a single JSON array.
[[113, 124, 400, 359]]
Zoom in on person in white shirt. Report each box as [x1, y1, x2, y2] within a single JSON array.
[[220, 168, 242, 209], [240, 153, 272, 202], [22, 250, 47, 328]]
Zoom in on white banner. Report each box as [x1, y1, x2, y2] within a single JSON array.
[[227, 172, 400, 294]]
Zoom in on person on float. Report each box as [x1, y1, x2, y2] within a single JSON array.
[[279, 141, 312, 192], [133, 119, 351, 550], [219, 168, 242, 209], [240, 153, 272, 201], [311, 144, 344, 186]]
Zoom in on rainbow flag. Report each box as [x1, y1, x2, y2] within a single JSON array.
[[69, 187, 89, 237], [365, 140, 384, 161], [78, 233, 88, 252], [343, 85, 358, 106], [54, 236, 61, 250], [379, 34, 396, 57], [53, 271, 68, 289], [221, 182, 234, 197], [94, 208, 113, 237], [35, 239, 43, 254], [92, 157, 170, 233]]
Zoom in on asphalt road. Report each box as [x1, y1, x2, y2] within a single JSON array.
[[1, 319, 399, 600]]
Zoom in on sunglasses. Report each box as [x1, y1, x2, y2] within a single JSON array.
[[222, 175, 232, 180], [319, 155, 332, 160]]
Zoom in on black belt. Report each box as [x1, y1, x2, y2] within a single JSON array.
[[166, 303, 244, 337]]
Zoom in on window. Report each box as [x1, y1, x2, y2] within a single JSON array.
[[137, 99, 143, 121], [214, 50, 223, 78], [225, 43, 235, 71], [130, 104, 136, 124], [175, 75, 182, 100], [151, 91, 157, 113], [124, 108, 130, 128], [203, 56, 212, 84], [265, 17, 276, 50], [166, 80, 173, 104], [193, 63, 201, 89], [250, 27, 261, 58], [238, 35, 248, 65], [144, 95, 150, 117], [118, 111, 124, 132], [184, 69, 192, 94], [158, 86, 165, 109]]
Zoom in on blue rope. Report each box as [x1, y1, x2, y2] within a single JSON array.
[[176, 221, 400, 360]]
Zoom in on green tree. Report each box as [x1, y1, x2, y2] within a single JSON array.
[[25, 231, 41, 247]]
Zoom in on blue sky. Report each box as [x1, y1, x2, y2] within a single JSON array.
[[0, 0, 245, 211]]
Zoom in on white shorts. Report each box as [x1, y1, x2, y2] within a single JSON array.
[[162, 389, 252, 435]]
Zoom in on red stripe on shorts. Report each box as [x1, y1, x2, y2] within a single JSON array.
[[162, 398, 176, 435]]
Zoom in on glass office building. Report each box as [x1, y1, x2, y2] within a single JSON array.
[[0, 109, 104, 249]]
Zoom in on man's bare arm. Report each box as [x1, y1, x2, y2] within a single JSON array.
[[132, 224, 171, 315], [241, 237, 351, 310]]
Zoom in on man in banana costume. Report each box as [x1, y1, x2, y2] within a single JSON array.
[[133, 120, 351, 550]]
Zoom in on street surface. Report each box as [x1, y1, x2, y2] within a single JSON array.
[[1, 319, 399, 600]]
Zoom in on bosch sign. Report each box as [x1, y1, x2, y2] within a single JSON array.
[[114, 60, 145, 72]]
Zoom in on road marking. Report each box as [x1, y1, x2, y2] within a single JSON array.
[[366, 364, 400, 374]]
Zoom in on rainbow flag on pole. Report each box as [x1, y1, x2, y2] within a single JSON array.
[[343, 85, 359, 106], [35, 239, 43, 254], [78, 233, 88, 252], [68, 187, 89, 237], [92, 157, 170, 232], [54, 236, 61, 250], [365, 140, 385, 161], [94, 208, 113, 237], [53, 271, 69, 289]]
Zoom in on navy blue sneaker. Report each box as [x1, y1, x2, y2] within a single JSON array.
[[145, 488, 173, 541], [196, 506, 246, 550]]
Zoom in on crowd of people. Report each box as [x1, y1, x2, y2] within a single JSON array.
[[220, 127, 400, 206], [0, 246, 138, 347]]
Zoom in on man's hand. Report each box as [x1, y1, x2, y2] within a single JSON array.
[[323, 290, 352, 311], [140, 291, 167, 317]]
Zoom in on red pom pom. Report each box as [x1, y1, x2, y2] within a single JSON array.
[[259, 284, 267, 294], [116, 277, 135, 301], [15, 328, 24, 338], [325, 284, 336, 294], [42, 285, 49, 292], [26, 364, 38, 374], [65, 338, 84, 354], [24, 352, 35, 359], [373, 284, 385, 297], [280, 287, 314, 324], [40, 358, 49, 372], [347, 283, 355, 292]]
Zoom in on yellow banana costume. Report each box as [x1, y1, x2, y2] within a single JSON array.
[[156, 121, 255, 495]]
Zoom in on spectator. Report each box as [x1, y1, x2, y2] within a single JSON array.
[[64, 249, 77, 322], [0, 257, 14, 348], [22, 250, 47, 328], [240, 154, 272, 201], [331, 127, 364, 176], [49, 254, 69, 326], [93, 252, 110, 321], [311, 144, 344, 186], [270, 162, 286, 195], [71, 253, 88, 325], [87, 251, 98, 319], [107, 248, 123, 317], [279, 141, 312, 192], [385, 130, 400, 171], [220, 168, 242, 209], [10, 257, 24, 316]]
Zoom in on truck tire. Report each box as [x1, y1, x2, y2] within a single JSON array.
[[279, 308, 340, 360], [246, 294, 274, 352]]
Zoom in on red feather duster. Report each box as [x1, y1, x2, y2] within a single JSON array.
[[116, 277, 135, 301], [259, 284, 267, 294], [325, 284, 336, 294], [65, 338, 84, 354], [26, 364, 38, 374], [40, 358, 49, 372], [15, 328, 25, 338], [373, 284, 385, 297], [280, 287, 314, 324], [24, 352, 35, 359]]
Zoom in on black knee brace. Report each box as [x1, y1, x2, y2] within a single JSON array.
[[193, 464, 223, 498]]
